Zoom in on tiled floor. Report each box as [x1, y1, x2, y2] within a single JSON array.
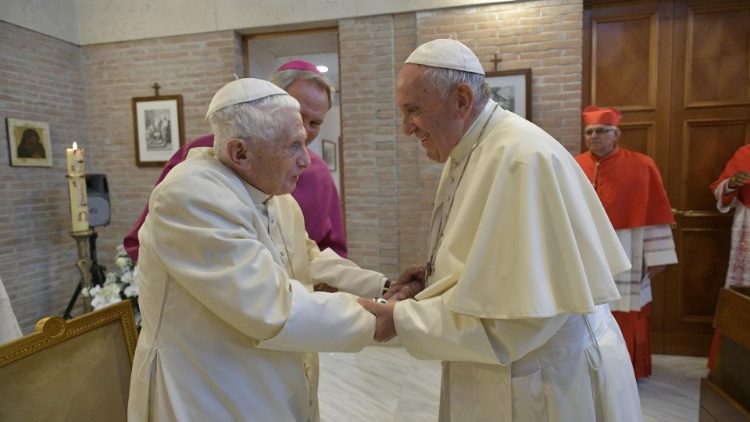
[[319, 346, 708, 421]]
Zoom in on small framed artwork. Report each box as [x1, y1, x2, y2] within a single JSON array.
[[485, 68, 532, 121], [321, 139, 337, 172], [6, 118, 53, 167], [131, 95, 185, 167]]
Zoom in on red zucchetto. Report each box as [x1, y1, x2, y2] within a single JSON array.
[[582, 105, 622, 127]]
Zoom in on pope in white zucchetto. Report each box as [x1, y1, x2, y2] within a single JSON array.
[[126, 78, 424, 422], [359, 39, 644, 421]]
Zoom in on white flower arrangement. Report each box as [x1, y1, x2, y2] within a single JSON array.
[[83, 244, 140, 326]]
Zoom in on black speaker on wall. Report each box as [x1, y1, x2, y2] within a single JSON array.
[[86, 174, 110, 227]]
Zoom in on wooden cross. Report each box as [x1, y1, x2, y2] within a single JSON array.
[[490, 53, 502, 71], [151, 82, 161, 97]]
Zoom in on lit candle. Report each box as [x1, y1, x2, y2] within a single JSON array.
[[66, 142, 89, 232]]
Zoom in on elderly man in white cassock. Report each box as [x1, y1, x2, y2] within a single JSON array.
[[127, 78, 422, 421], [361, 39, 643, 421]]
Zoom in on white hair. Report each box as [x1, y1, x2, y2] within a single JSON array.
[[207, 94, 300, 161], [420, 66, 490, 107]]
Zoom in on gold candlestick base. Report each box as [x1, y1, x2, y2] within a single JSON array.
[[70, 229, 94, 313]]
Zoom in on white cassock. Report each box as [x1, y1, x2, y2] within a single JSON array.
[[128, 148, 385, 422], [393, 100, 643, 421]]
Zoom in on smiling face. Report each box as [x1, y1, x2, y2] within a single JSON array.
[[584, 124, 620, 159], [396, 64, 467, 163], [245, 108, 309, 195], [285, 78, 329, 145]]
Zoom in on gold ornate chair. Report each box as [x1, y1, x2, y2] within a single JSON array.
[[0, 300, 138, 422]]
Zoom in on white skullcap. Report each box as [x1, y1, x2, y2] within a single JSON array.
[[405, 39, 484, 75], [205, 78, 288, 118]]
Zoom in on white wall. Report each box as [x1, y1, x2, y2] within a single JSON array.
[[1, 0, 79, 44], [1, 0, 514, 45]]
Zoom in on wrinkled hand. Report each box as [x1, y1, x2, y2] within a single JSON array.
[[729, 171, 750, 190], [358, 298, 396, 342], [383, 266, 426, 300]]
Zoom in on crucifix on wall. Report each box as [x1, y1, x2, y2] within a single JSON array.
[[490, 53, 502, 71]]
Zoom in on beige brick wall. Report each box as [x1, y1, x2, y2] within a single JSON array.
[[0, 21, 88, 332], [338, 15, 401, 275], [82, 30, 243, 279], [2, 0, 583, 330], [1, 24, 242, 332]]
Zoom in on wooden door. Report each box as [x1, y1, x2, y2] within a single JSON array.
[[666, 0, 750, 355], [584, 0, 750, 356]]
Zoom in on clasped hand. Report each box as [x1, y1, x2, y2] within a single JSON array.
[[357, 266, 426, 342], [729, 171, 750, 190]]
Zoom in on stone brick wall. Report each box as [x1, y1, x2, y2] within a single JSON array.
[[1, 23, 241, 333], [0, 21, 88, 332], [82, 30, 243, 278], [338, 16, 401, 276]]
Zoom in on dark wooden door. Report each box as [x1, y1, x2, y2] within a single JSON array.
[[584, 0, 750, 356]]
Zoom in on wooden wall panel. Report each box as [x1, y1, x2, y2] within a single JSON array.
[[619, 123, 654, 156], [686, 6, 750, 106], [684, 120, 750, 210], [676, 227, 731, 317], [592, 15, 656, 109]]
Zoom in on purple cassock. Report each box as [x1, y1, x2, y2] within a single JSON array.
[[123, 134, 347, 261]]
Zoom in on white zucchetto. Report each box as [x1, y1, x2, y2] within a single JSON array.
[[206, 78, 288, 118], [405, 39, 485, 75]]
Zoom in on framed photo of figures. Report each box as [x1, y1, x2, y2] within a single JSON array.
[[131, 95, 185, 167], [6, 117, 53, 167], [322, 139, 337, 172], [485, 68, 532, 121]]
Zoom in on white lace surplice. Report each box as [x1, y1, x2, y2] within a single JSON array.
[[715, 180, 750, 287], [610, 225, 677, 312]]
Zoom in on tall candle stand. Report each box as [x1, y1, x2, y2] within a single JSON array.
[[70, 228, 94, 314]]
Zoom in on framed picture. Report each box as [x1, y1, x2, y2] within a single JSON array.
[[321, 139, 337, 172], [485, 68, 532, 120], [131, 95, 185, 167], [6, 118, 53, 167]]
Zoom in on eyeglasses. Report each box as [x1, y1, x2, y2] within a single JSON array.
[[584, 127, 615, 136]]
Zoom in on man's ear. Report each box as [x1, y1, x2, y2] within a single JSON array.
[[226, 138, 250, 165], [455, 83, 475, 118]]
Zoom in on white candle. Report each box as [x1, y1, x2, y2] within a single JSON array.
[[66, 142, 89, 232]]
